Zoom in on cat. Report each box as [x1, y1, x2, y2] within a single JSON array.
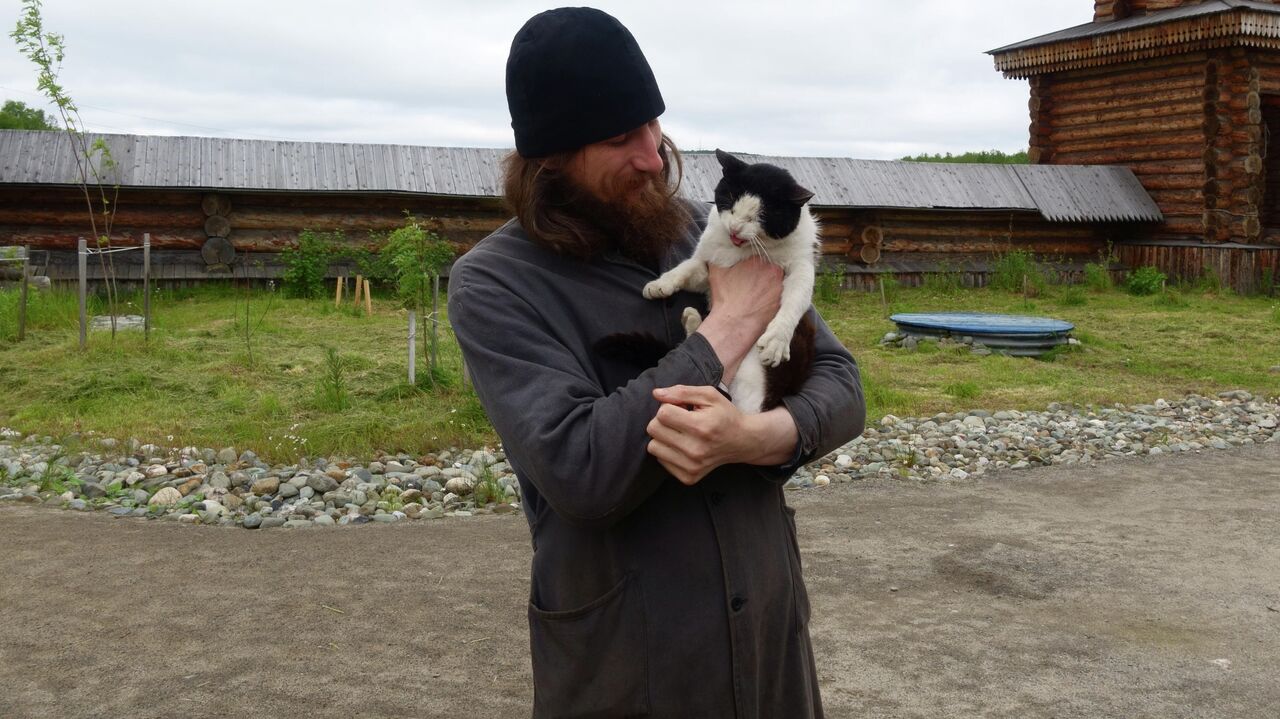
[[640, 149, 821, 414]]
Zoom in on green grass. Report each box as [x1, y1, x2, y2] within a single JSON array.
[[1, 284, 481, 461], [3, 281, 1280, 462]]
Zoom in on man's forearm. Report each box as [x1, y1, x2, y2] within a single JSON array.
[[694, 312, 757, 385], [737, 406, 800, 466]]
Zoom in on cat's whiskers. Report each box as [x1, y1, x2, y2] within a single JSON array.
[[750, 235, 773, 263]]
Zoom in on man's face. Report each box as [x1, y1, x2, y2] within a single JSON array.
[[564, 118, 665, 207]]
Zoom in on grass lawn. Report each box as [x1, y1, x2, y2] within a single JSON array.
[[2, 280, 1279, 462]]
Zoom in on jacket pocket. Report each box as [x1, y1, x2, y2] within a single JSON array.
[[528, 573, 650, 718], [782, 505, 813, 630]]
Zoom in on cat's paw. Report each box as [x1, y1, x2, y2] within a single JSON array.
[[642, 278, 677, 300], [756, 331, 792, 367], [681, 307, 703, 335]]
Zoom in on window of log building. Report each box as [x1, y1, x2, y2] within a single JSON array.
[[1262, 95, 1280, 231]]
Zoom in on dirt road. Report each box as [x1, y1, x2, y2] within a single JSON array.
[[2, 443, 1278, 718]]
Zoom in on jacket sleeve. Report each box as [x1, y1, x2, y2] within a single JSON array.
[[448, 277, 724, 531], [760, 306, 866, 482]]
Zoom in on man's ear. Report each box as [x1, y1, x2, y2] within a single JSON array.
[[715, 149, 747, 175]]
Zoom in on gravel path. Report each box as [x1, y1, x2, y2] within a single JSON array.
[[2, 441, 1277, 718]]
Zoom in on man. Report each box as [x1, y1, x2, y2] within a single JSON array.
[[448, 8, 865, 718]]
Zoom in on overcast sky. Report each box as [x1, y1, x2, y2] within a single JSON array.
[[0, 0, 1090, 160]]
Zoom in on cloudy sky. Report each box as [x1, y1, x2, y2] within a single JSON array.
[[1, 0, 1090, 159]]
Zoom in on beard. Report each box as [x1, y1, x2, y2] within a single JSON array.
[[549, 169, 691, 268]]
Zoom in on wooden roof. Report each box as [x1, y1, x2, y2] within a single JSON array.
[[989, 0, 1280, 77], [0, 130, 1162, 222]]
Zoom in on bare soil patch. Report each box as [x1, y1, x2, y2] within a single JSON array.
[[2, 444, 1278, 718]]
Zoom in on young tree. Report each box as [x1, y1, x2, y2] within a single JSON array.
[[0, 99, 58, 130], [382, 217, 455, 386], [10, 0, 124, 339]]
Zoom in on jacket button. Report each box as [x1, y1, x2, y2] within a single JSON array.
[[708, 491, 724, 506], [730, 596, 746, 612]]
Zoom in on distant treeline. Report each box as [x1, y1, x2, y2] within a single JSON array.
[[900, 149, 1029, 164]]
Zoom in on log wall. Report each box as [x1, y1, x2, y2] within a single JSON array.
[[0, 186, 507, 256], [1033, 52, 1212, 241]]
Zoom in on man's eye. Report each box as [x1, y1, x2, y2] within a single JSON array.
[[605, 134, 628, 146]]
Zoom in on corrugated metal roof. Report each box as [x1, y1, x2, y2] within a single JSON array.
[[0, 130, 1162, 222], [988, 0, 1280, 55], [682, 152, 1162, 222]]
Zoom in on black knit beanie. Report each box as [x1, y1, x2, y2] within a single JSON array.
[[506, 7, 665, 158]]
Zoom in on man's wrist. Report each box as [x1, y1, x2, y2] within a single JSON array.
[[737, 406, 800, 467]]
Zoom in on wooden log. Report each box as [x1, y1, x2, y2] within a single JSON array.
[[205, 215, 232, 238], [0, 228, 206, 251], [0, 206, 204, 228], [201, 237, 235, 267], [861, 226, 883, 246], [224, 208, 508, 234], [859, 244, 881, 265], [1047, 101, 1203, 127], [1052, 146, 1203, 165], [1049, 75, 1205, 105], [364, 279, 373, 317], [1048, 116, 1202, 143], [335, 276, 345, 307], [881, 238, 1102, 255], [202, 194, 232, 217], [1048, 55, 1210, 91]]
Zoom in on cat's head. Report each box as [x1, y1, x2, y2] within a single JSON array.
[[712, 149, 815, 248]]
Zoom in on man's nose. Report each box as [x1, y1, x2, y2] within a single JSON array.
[[630, 128, 663, 174]]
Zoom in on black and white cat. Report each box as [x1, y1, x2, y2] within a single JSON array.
[[643, 149, 821, 414]]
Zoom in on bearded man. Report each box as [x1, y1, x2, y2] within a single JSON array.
[[447, 8, 865, 718]]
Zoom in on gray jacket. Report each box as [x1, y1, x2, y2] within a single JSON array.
[[448, 205, 865, 719]]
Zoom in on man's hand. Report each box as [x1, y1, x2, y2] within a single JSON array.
[[695, 257, 783, 385], [646, 385, 800, 485]]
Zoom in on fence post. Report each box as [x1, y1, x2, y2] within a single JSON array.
[[17, 247, 29, 341], [408, 308, 417, 384], [78, 237, 87, 350], [430, 273, 440, 373], [143, 233, 151, 342]]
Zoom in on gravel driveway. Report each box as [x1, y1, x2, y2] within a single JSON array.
[[2, 443, 1277, 718]]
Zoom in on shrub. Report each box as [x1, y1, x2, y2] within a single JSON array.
[[1192, 265, 1223, 294], [1059, 287, 1087, 306], [1083, 262, 1112, 292], [1125, 266, 1166, 296], [922, 262, 963, 295], [990, 250, 1048, 296], [378, 218, 455, 308], [814, 265, 843, 305], [280, 230, 341, 299], [1154, 289, 1188, 309]]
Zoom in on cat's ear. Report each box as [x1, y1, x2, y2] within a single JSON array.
[[715, 149, 747, 175], [790, 183, 816, 206]]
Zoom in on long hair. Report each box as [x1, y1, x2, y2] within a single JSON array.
[[501, 134, 686, 260]]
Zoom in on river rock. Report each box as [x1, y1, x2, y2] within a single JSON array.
[[149, 487, 182, 507], [251, 477, 280, 495]]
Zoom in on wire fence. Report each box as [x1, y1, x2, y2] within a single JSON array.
[[77, 235, 152, 349]]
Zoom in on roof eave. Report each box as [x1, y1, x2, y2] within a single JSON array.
[[990, 6, 1280, 78]]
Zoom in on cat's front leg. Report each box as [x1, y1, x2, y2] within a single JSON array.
[[756, 265, 816, 367], [643, 258, 708, 299]]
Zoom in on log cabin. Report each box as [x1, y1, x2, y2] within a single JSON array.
[[0, 130, 1160, 289], [991, 0, 1280, 291]]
